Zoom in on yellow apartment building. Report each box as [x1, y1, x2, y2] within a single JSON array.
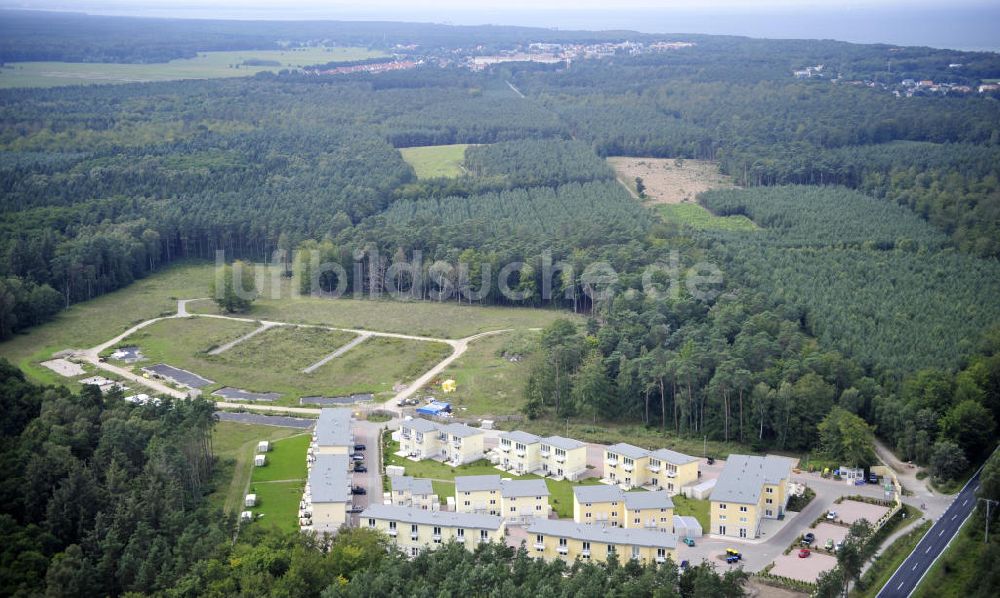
[[710, 454, 793, 539], [306, 453, 351, 532], [442, 423, 486, 465], [496, 430, 543, 475], [399, 418, 444, 460], [526, 519, 677, 565], [647, 448, 700, 495], [361, 504, 505, 557], [572, 485, 674, 531], [389, 475, 438, 510], [454, 474, 552, 523], [603, 443, 653, 489], [455, 474, 504, 515], [312, 408, 353, 455], [539, 435, 588, 481]]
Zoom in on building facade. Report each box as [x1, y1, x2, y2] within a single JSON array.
[[399, 418, 484, 464], [389, 475, 438, 510], [361, 504, 505, 557], [710, 454, 793, 539], [572, 485, 674, 531], [495, 430, 543, 474], [306, 453, 352, 532], [526, 519, 677, 565], [539, 435, 588, 481], [313, 408, 354, 455]]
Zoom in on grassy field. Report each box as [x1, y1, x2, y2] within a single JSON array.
[[246, 433, 311, 532], [437, 331, 538, 416], [189, 271, 576, 339], [215, 325, 358, 372], [385, 439, 602, 517], [658, 204, 757, 232], [119, 317, 452, 402], [672, 494, 711, 530], [0, 47, 386, 88], [0, 260, 214, 386], [208, 421, 302, 514], [508, 418, 748, 460], [855, 520, 932, 598], [399, 144, 470, 179]]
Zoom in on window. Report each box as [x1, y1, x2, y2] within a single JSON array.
[[719, 504, 727, 510], [582, 541, 591, 558], [634, 518, 640, 525], [490, 499, 496, 505], [411, 524, 418, 533], [464, 491, 470, 496], [464, 500, 470, 506], [410, 547, 418, 557], [586, 512, 592, 518], [766, 498, 773, 504], [657, 548, 666, 558], [480, 530, 488, 540], [368, 518, 375, 527], [739, 517, 747, 523], [536, 505, 542, 511], [766, 487, 774, 494], [389, 521, 397, 530], [433, 526, 442, 543], [559, 538, 567, 546], [536, 534, 544, 543], [719, 525, 726, 535], [608, 545, 616, 555], [457, 528, 464, 538], [631, 546, 640, 559], [739, 528, 747, 538], [739, 506, 748, 512], [510, 507, 516, 512]]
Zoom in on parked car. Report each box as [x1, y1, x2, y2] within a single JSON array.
[[683, 537, 696, 547], [706, 457, 715, 465], [725, 548, 741, 560], [825, 539, 835, 550], [680, 560, 690, 571], [354, 444, 366, 451], [348, 505, 364, 513], [835, 541, 844, 552], [801, 532, 815, 545], [798, 548, 811, 558], [726, 555, 740, 564], [354, 465, 367, 473], [351, 453, 364, 460], [826, 510, 837, 520], [351, 486, 367, 495], [869, 472, 879, 484]]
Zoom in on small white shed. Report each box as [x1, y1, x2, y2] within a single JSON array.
[[386, 465, 405, 477], [257, 441, 271, 452], [245, 493, 257, 507], [240, 511, 253, 522], [254, 454, 267, 467]]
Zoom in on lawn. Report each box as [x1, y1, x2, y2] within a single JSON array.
[[0, 47, 386, 88], [432, 481, 455, 505], [855, 520, 932, 598], [247, 480, 305, 532], [0, 260, 214, 386], [189, 271, 576, 339], [208, 421, 302, 515], [215, 325, 358, 372], [438, 331, 538, 416], [385, 438, 604, 517], [658, 204, 757, 232], [251, 433, 311, 482], [121, 318, 452, 403], [672, 494, 711, 530], [399, 144, 470, 179]]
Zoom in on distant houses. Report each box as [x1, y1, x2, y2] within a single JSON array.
[[361, 504, 505, 558], [454, 474, 551, 523], [526, 519, 677, 565], [491, 431, 588, 480], [390, 475, 438, 510], [602, 443, 699, 494], [572, 485, 674, 532], [398, 417, 485, 465]]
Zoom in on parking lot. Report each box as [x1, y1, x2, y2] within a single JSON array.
[[770, 550, 838, 582], [833, 499, 890, 525], [811, 522, 849, 549], [349, 420, 383, 525]]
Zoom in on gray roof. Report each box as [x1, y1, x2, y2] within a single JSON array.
[[315, 408, 353, 447], [502, 430, 542, 445], [455, 474, 501, 493], [542, 435, 586, 451], [573, 484, 624, 504], [649, 448, 698, 466], [443, 422, 484, 438], [527, 518, 677, 549], [624, 490, 674, 511], [500, 478, 550, 498], [402, 418, 439, 434], [309, 454, 351, 503], [392, 475, 434, 496], [710, 454, 793, 505], [606, 442, 651, 460], [362, 504, 503, 530]]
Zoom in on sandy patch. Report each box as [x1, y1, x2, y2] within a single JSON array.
[[770, 550, 838, 583], [607, 157, 733, 204], [832, 500, 890, 526], [41, 358, 85, 377]]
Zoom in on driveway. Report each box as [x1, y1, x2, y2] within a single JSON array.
[[349, 420, 384, 525]]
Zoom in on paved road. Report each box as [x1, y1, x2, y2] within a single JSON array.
[[877, 468, 983, 598], [214, 411, 316, 429], [350, 421, 383, 525]]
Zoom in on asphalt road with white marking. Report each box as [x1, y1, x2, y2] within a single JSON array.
[[877, 468, 983, 598]]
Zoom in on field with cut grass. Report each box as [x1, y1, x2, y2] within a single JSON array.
[[0, 261, 215, 386], [208, 421, 302, 514], [251, 433, 310, 482], [0, 47, 386, 88], [118, 317, 452, 402], [658, 203, 757, 231], [399, 144, 470, 178], [188, 272, 576, 339], [672, 494, 711, 530], [245, 433, 311, 531], [607, 157, 733, 204], [437, 331, 538, 416], [215, 325, 358, 372]]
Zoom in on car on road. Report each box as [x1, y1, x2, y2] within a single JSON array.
[[826, 510, 837, 520], [354, 444, 366, 451], [351, 486, 367, 495], [801, 532, 815, 545], [798, 548, 811, 558], [683, 537, 695, 547], [354, 465, 368, 473]]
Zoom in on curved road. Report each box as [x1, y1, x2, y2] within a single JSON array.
[[877, 465, 984, 597], [76, 298, 511, 407]]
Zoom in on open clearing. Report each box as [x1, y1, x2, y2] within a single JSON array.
[[657, 203, 756, 231], [208, 421, 301, 515], [399, 144, 470, 178], [437, 330, 538, 416], [0, 47, 386, 88], [116, 317, 452, 403], [607, 157, 733, 204]]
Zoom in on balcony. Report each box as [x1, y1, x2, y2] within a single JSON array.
[[656, 556, 667, 564], [401, 433, 411, 440], [388, 529, 398, 537], [452, 440, 462, 448], [648, 464, 661, 473], [554, 454, 565, 463], [533, 542, 545, 551], [501, 445, 511, 452], [515, 449, 526, 457], [557, 546, 569, 555], [581, 549, 591, 558], [666, 471, 676, 478], [432, 534, 442, 542], [623, 463, 634, 472], [478, 537, 489, 544], [606, 458, 618, 467], [411, 532, 419, 541], [540, 450, 550, 457]]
